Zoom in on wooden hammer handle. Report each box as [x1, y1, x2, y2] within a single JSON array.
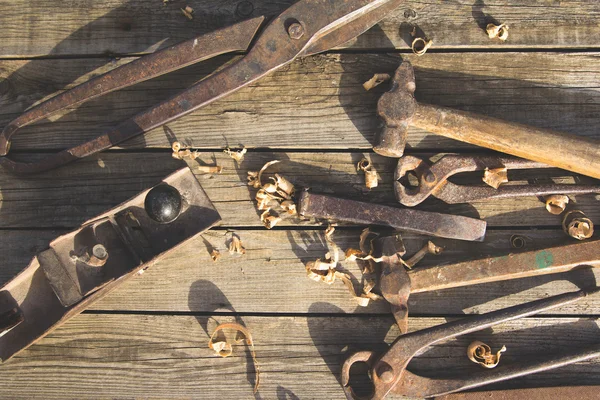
[[415, 103, 600, 180]]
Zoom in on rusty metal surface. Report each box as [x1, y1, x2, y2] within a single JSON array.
[[395, 154, 600, 206], [0, 167, 221, 361], [0, 0, 403, 174], [435, 386, 600, 400], [409, 239, 600, 293], [298, 191, 487, 241], [341, 288, 600, 399], [370, 236, 600, 338], [376, 62, 600, 180]]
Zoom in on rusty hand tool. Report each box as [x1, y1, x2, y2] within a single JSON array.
[[298, 191, 487, 241], [375, 62, 600, 180], [0, 0, 404, 174], [395, 154, 600, 206], [0, 167, 221, 362], [341, 287, 600, 399], [373, 236, 600, 334]]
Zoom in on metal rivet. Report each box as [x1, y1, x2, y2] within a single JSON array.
[[288, 22, 304, 40]]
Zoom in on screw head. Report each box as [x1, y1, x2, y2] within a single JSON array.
[[288, 22, 304, 39], [144, 184, 183, 224]]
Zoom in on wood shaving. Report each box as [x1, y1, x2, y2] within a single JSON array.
[[545, 195, 569, 215], [172, 141, 200, 160], [363, 73, 391, 91], [563, 210, 594, 240], [228, 234, 246, 255], [261, 209, 282, 229], [306, 226, 379, 307], [482, 167, 508, 189], [281, 200, 297, 215], [467, 340, 506, 369], [224, 147, 247, 162], [412, 37, 433, 56], [181, 5, 194, 20], [357, 158, 378, 189], [209, 323, 260, 393], [486, 23, 509, 41], [210, 249, 221, 262], [249, 160, 299, 224]]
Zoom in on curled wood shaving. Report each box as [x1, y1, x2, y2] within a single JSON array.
[[411, 37, 433, 56], [209, 323, 260, 393], [224, 147, 247, 162], [228, 234, 246, 255], [467, 340, 506, 369], [261, 209, 282, 229], [306, 226, 380, 307], [357, 158, 378, 189], [172, 141, 200, 160], [248, 160, 281, 189], [281, 200, 297, 215], [272, 174, 295, 198], [487, 23, 509, 41], [363, 73, 391, 91], [198, 165, 223, 174], [482, 167, 508, 189], [563, 210, 594, 240], [545, 195, 569, 215], [181, 5, 194, 20], [210, 249, 221, 262]]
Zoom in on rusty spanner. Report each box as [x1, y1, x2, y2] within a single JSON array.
[[0, 0, 404, 174], [341, 287, 600, 399], [395, 154, 600, 207]]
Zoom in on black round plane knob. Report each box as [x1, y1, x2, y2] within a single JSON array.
[[144, 184, 183, 224]]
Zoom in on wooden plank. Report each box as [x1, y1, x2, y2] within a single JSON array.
[[0, 313, 599, 398], [2, 152, 599, 229], [3, 228, 599, 315], [2, 1, 600, 57], [2, 52, 600, 152]]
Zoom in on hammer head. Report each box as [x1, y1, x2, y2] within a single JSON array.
[[375, 62, 417, 158], [373, 235, 411, 334]]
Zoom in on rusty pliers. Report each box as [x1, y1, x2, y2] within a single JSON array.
[[341, 287, 600, 399], [395, 154, 600, 207], [0, 0, 403, 174]]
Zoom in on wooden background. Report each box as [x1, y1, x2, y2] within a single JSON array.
[[1, 0, 600, 398]]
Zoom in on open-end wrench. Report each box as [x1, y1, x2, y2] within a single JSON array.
[[395, 154, 600, 207]]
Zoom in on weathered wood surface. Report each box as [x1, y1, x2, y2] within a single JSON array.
[[1, 152, 599, 229], [2, 0, 600, 57], [1, 313, 599, 399], [2, 228, 599, 315], [2, 52, 600, 151], [1, 0, 600, 397]]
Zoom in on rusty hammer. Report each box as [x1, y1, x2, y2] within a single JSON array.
[[375, 62, 600, 180], [374, 235, 600, 334]]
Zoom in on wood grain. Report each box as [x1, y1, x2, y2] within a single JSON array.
[[2, 1, 600, 57], [2, 228, 598, 315], [1, 151, 599, 229], [0, 313, 598, 399], [1, 52, 600, 151]]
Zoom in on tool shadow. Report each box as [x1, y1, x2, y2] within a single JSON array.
[[188, 279, 263, 400]]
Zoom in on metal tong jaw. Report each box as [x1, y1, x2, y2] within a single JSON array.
[[0, 0, 403, 174], [395, 154, 600, 207], [341, 288, 600, 399]]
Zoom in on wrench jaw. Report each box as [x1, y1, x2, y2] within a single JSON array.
[[394, 155, 443, 207]]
